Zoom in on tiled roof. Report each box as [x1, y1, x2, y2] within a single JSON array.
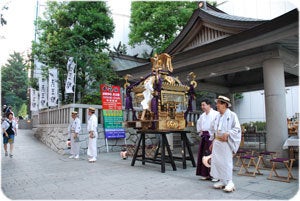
[[110, 57, 148, 71], [203, 9, 265, 22]]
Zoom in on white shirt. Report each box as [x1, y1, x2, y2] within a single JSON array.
[[196, 108, 218, 135], [68, 117, 81, 138], [87, 114, 98, 133], [2, 118, 17, 133]]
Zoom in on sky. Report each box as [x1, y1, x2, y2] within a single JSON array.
[[0, 0, 299, 67], [0, 0, 135, 66], [0, 0, 37, 66]]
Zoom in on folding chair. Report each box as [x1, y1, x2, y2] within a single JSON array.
[[259, 151, 277, 169], [145, 144, 157, 157], [238, 154, 263, 177], [125, 144, 136, 157], [234, 149, 252, 167], [267, 158, 296, 183]]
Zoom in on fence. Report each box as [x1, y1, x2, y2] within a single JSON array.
[[33, 104, 201, 127], [31, 104, 201, 154]]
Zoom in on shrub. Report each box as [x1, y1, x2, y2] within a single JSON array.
[[242, 121, 266, 133]]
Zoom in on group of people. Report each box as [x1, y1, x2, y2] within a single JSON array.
[[1, 105, 99, 163], [68, 107, 98, 163], [196, 95, 241, 192], [2, 96, 241, 191], [2, 105, 17, 158]]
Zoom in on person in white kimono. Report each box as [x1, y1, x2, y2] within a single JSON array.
[[68, 111, 81, 159], [210, 95, 241, 192], [87, 107, 98, 162], [196, 99, 219, 181]]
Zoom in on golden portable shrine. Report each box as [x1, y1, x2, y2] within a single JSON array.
[[123, 53, 197, 130]]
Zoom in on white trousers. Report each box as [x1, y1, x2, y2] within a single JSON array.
[[70, 133, 80, 156], [87, 137, 97, 158]]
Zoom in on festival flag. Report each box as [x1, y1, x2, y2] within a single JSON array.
[[33, 58, 44, 78], [65, 57, 76, 93], [48, 68, 58, 107], [39, 77, 48, 109], [30, 88, 38, 111]]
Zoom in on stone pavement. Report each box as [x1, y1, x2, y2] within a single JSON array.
[[1, 129, 299, 200]]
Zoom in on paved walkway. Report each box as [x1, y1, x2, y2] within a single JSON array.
[[1, 129, 299, 200]]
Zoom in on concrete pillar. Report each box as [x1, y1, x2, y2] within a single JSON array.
[[262, 58, 288, 157], [228, 93, 235, 111]]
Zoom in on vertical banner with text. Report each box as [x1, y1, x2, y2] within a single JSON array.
[[30, 88, 38, 111], [48, 68, 58, 107], [65, 57, 76, 93], [100, 84, 125, 139], [39, 77, 48, 109]]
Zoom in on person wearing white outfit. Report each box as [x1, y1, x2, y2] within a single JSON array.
[[87, 107, 98, 162], [68, 111, 81, 159], [209, 95, 241, 192], [196, 99, 219, 181]]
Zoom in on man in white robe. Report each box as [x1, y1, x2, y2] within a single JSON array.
[[87, 107, 98, 162], [210, 95, 241, 192], [68, 111, 81, 159], [196, 99, 218, 181]]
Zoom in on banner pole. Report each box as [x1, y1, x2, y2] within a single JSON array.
[[73, 58, 77, 104], [106, 138, 109, 153]]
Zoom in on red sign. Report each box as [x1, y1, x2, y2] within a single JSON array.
[[100, 84, 122, 110]]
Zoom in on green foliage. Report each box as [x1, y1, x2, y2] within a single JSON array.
[[234, 93, 243, 100], [1, 52, 28, 114], [195, 91, 216, 109], [32, 1, 117, 104], [0, 4, 8, 26], [129, 1, 197, 54], [18, 103, 28, 118], [80, 91, 102, 105], [242, 121, 266, 132]]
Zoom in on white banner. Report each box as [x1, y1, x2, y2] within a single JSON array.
[[33, 58, 44, 78], [65, 57, 76, 93], [30, 88, 38, 111], [39, 77, 48, 109], [48, 68, 58, 107]]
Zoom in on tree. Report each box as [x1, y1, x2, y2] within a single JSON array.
[[129, 1, 198, 54], [0, 3, 8, 26], [18, 103, 27, 118], [1, 52, 28, 115], [32, 1, 117, 104]]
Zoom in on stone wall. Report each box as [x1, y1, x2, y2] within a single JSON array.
[[31, 104, 200, 155], [33, 124, 199, 155]]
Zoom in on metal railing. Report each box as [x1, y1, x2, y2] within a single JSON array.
[[242, 131, 267, 152]]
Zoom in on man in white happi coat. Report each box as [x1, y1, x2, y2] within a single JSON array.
[[68, 111, 81, 159], [87, 107, 98, 162], [209, 95, 241, 192]]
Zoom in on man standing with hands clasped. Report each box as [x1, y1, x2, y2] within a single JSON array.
[[210, 95, 241, 192], [68, 111, 81, 159], [87, 107, 98, 163], [196, 99, 218, 181]]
